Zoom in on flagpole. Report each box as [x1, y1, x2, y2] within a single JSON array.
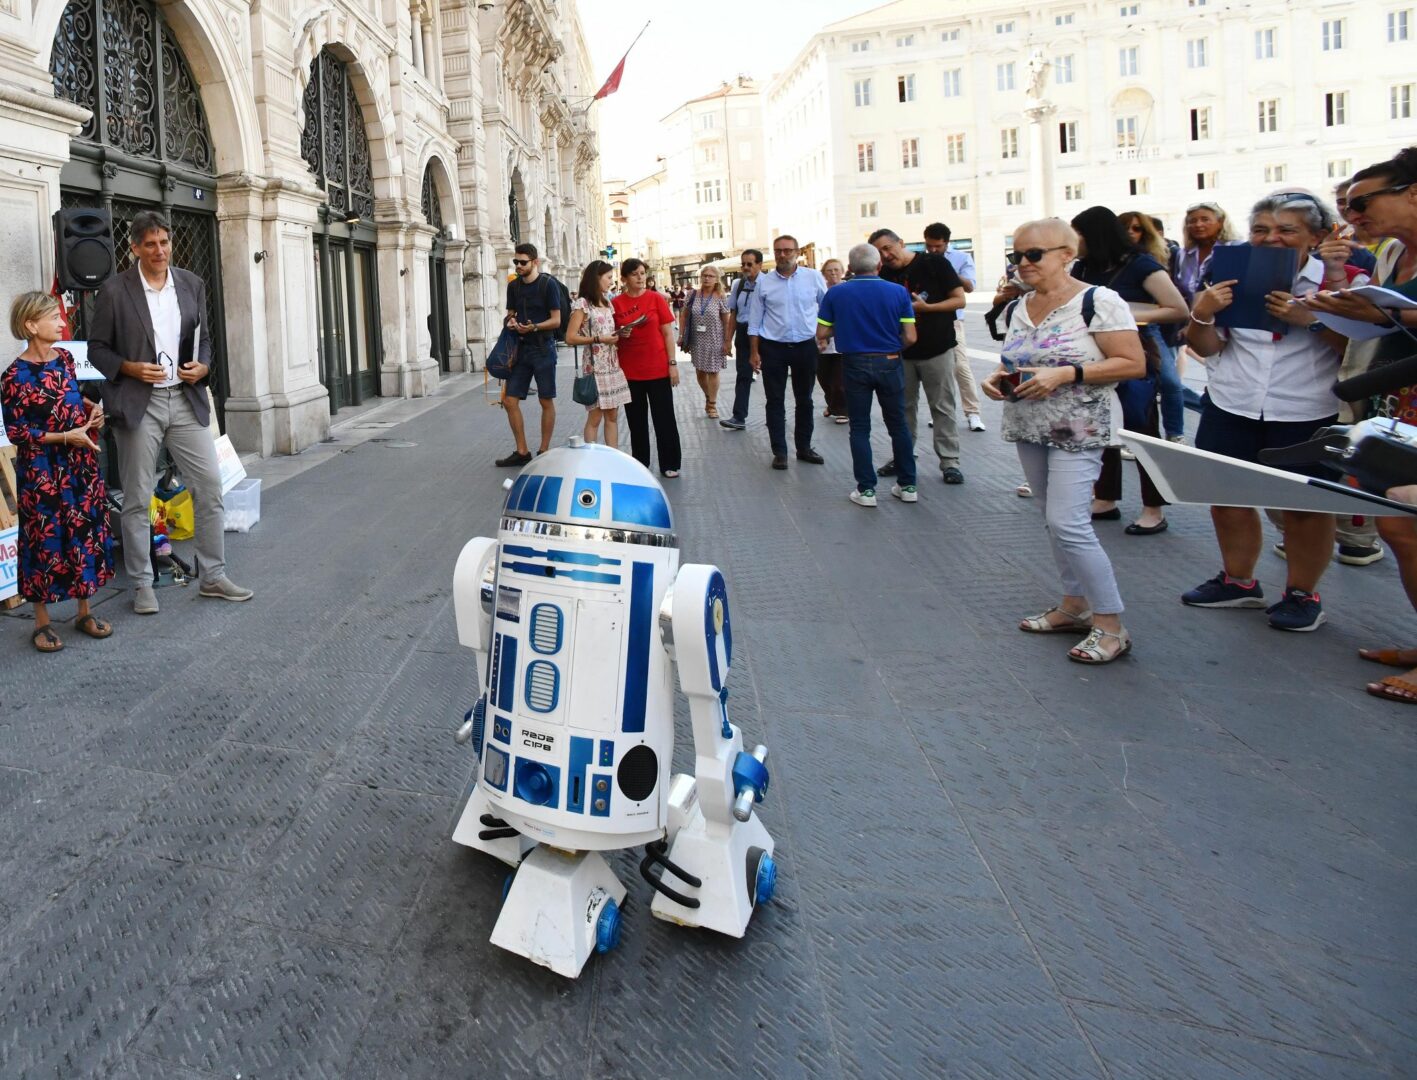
[[577, 20, 650, 115]]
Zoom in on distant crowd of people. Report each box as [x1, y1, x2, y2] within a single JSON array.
[[489, 145, 1417, 695]]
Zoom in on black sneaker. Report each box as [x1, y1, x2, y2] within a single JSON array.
[[877, 459, 898, 476], [720, 418, 746, 430], [496, 449, 533, 467], [1181, 572, 1266, 608], [1266, 587, 1326, 632], [1337, 543, 1384, 566], [797, 448, 825, 464], [942, 466, 965, 484]]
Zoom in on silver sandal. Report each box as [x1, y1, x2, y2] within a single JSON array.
[[1019, 607, 1094, 634], [1068, 626, 1132, 664]]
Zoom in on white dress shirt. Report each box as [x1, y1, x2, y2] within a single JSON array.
[[1205, 256, 1342, 422], [142, 270, 182, 388]]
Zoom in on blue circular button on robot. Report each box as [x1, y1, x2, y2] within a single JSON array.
[[595, 897, 621, 953], [514, 761, 554, 806], [755, 853, 777, 905]]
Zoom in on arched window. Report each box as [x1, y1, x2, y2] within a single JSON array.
[[421, 167, 443, 230], [51, 0, 214, 173], [300, 50, 374, 221]]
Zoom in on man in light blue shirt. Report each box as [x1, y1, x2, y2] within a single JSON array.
[[747, 234, 828, 470], [924, 222, 984, 432]]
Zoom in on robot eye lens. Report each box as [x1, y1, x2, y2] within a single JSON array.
[[578, 490, 597, 508]]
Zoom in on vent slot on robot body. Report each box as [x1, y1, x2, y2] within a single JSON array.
[[525, 661, 560, 713], [530, 603, 564, 654]]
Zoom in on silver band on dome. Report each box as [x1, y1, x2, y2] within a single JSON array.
[[500, 516, 678, 548]]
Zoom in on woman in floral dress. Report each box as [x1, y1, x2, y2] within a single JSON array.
[[565, 260, 632, 447], [677, 266, 733, 417], [2, 292, 114, 652]]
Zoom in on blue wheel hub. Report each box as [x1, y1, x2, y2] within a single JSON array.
[[595, 897, 621, 953], [754, 853, 777, 905]]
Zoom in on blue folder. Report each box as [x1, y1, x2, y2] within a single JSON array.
[[1206, 245, 1298, 335]]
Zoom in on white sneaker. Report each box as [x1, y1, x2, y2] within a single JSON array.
[[849, 488, 877, 508], [1016, 483, 1033, 498], [967, 413, 986, 432], [1120, 448, 1137, 461], [891, 483, 918, 503], [1167, 434, 1187, 444]]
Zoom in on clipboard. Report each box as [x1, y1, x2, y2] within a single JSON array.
[[1206, 245, 1298, 335]]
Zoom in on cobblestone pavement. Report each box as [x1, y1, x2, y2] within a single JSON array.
[[2, 314, 1414, 1079]]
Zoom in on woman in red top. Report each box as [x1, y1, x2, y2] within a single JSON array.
[[612, 259, 682, 477]]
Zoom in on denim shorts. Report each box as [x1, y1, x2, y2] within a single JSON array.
[[504, 339, 557, 400], [1194, 395, 1337, 479]]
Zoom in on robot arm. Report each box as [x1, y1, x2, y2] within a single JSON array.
[[452, 538, 499, 750], [664, 564, 770, 826]]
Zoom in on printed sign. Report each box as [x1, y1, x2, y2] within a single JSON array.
[[213, 434, 246, 495], [56, 341, 104, 381], [0, 525, 17, 602]]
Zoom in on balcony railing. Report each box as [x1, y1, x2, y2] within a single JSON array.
[[1114, 146, 1161, 162]]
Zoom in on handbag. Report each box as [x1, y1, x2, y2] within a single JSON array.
[[485, 326, 519, 380], [573, 372, 599, 406]]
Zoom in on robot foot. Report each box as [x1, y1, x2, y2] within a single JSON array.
[[450, 776, 535, 867], [490, 847, 627, 978], [648, 811, 776, 937]]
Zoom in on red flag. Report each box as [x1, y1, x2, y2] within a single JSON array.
[[592, 22, 648, 102], [593, 55, 627, 101]]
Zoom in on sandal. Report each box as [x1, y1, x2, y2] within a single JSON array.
[[1367, 675, 1417, 704], [31, 625, 63, 653], [1019, 607, 1093, 634], [75, 614, 113, 639], [1069, 627, 1132, 665], [706, 402, 718, 418], [1358, 648, 1417, 668]]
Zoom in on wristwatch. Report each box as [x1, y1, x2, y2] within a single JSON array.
[[1071, 362, 1085, 384], [668, 359, 678, 366]]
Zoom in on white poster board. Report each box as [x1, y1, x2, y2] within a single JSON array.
[[214, 434, 246, 495], [0, 524, 17, 602], [56, 340, 104, 381]]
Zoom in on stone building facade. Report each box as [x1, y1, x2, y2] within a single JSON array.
[[0, 0, 603, 455]]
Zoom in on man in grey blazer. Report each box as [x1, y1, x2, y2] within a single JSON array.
[[89, 210, 252, 613]]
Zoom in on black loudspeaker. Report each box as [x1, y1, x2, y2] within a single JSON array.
[[54, 207, 116, 290]]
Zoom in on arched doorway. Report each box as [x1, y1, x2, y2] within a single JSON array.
[[50, 0, 229, 424], [301, 47, 381, 410], [421, 163, 450, 372]]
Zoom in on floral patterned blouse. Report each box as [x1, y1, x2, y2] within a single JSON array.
[[1000, 286, 1137, 452]]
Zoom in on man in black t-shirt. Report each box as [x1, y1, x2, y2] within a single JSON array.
[[869, 229, 967, 483], [496, 242, 562, 467]]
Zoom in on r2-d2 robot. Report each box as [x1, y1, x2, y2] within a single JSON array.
[[449, 437, 776, 978]]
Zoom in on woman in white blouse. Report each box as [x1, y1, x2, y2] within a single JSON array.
[[1181, 193, 1350, 632], [981, 218, 1146, 664]]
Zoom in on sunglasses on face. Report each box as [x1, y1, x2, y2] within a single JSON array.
[[512, 258, 531, 266], [1005, 246, 1067, 265], [1348, 183, 1413, 215]]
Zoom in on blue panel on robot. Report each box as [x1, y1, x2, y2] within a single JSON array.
[[535, 476, 563, 515], [505, 475, 528, 512], [529, 603, 563, 654], [599, 740, 614, 767], [589, 773, 612, 816], [609, 483, 671, 529], [492, 715, 511, 744], [524, 660, 560, 713], [497, 635, 517, 712], [622, 562, 653, 732], [514, 758, 560, 809], [567, 736, 594, 814], [517, 475, 545, 513], [570, 478, 601, 519]]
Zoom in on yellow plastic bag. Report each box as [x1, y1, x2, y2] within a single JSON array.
[[150, 486, 195, 541]]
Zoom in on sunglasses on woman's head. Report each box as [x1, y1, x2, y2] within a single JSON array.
[[1348, 183, 1413, 215], [1006, 246, 1067, 265]]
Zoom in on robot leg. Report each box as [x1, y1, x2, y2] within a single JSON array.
[[490, 846, 627, 978]]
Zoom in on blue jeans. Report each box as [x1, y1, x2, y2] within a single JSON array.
[[759, 338, 817, 456], [1145, 325, 1184, 438], [843, 353, 915, 490], [730, 328, 753, 423]]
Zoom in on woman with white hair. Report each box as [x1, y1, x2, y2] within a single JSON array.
[[981, 219, 1146, 664], [1181, 192, 1351, 631]]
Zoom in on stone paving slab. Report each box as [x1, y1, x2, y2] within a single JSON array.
[[0, 314, 1414, 1078]]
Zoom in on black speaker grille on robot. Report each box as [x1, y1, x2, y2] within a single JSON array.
[[616, 745, 658, 803]]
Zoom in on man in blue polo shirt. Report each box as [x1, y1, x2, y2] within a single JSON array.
[[816, 244, 918, 508]]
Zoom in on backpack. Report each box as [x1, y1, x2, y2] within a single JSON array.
[[544, 274, 572, 343]]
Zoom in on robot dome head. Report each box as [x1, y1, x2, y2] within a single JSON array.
[[502, 438, 676, 542]]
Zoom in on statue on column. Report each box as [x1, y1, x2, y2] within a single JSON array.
[[1025, 48, 1050, 106]]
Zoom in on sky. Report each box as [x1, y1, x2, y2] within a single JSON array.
[[577, 0, 886, 185]]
